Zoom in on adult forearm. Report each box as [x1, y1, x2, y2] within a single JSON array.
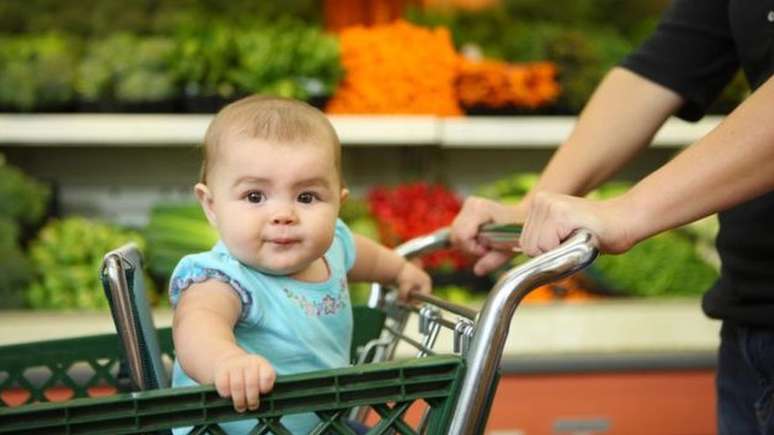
[[529, 67, 683, 201], [622, 74, 774, 243]]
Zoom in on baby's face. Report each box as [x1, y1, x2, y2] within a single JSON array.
[[199, 136, 344, 277]]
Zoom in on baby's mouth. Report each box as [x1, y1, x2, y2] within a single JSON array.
[[268, 238, 299, 246]]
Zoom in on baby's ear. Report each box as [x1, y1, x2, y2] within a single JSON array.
[[194, 183, 218, 227], [339, 187, 350, 204]]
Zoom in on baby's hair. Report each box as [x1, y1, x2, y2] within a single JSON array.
[[200, 95, 342, 184]]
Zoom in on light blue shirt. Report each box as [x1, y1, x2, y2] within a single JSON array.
[[169, 219, 356, 434]]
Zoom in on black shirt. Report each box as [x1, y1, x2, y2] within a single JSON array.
[[620, 0, 774, 327]]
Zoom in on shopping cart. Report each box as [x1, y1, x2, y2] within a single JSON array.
[[0, 225, 597, 434]]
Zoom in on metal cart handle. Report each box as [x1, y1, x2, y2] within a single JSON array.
[[450, 227, 598, 434], [368, 224, 597, 434]]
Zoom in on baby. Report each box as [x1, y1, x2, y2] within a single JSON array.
[[169, 95, 431, 433]]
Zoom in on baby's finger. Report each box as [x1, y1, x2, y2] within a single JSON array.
[[398, 282, 413, 301], [230, 369, 246, 412], [244, 365, 261, 411], [419, 278, 432, 295], [258, 365, 276, 394], [214, 371, 231, 398]]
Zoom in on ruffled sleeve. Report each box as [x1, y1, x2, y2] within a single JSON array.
[[168, 251, 255, 324]]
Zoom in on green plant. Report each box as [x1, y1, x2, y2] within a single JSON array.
[[76, 33, 177, 104], [0, 158, 51, 228], [0, 33, 77, 111], [230, 19, 342, 100], [0, 0, 322, 37], [26, 217, 155, 310], [0, 245, 33, 309], [339, 197, 379, 242], [475, 173, 539, 203], [172, 22, 238, 99], [0, 217, 34, 309], [0, 156, 50, 308], [594, 231, 719, 297]]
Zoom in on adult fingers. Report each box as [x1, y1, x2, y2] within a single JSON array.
[[473, 250, 513, 276], [450, 197, 490, 256], [521, 192, 556, 257]]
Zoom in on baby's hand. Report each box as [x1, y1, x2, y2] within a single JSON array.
[[395, 260, 432, 301], [213, 352, 276, 412]]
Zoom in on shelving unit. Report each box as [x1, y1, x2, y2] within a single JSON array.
[[0, 114, 723, 226], [0, 114, 722, 147]]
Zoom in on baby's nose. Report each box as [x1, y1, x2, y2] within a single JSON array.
[[271, 208, 297, 225]]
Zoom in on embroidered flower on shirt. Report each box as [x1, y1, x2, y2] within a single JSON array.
[[283, 286, 348, 317]]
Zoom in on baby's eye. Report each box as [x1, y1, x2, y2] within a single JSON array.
[[297, 192, 318, 204], [245, 191, 265, 203]]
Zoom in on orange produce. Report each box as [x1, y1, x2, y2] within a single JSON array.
[[326, 20, 463, 115], [522, 275, 598, 303], [456, 58, 560, 109]]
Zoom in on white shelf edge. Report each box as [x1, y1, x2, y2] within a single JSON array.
[[0, 114, 723, 147], [440, 115, 724, 148]]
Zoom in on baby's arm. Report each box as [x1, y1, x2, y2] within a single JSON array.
[[348, 234, 432, 300], [173, 281, 276, 412]]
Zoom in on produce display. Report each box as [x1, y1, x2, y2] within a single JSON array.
[[366, 182, 468, 271], [26, 217, 154, 310], [326, 20, 462, 115], [76, 33, 177, 109], [0, 1, 726, 309], [0, 0, 749, 113], [0, 155, 50, 308], [0, 159, 723, 310], [0, 34, 77, 111], [143, 203, 217, 282], [456, 59, 559, 111]]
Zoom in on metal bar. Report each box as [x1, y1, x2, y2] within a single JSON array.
[[448, 230, 598, 435], [102, 255, 147, 390], [382, 325, 437, 356], [395, 303, 469, 332], [409, 292, 478, 320]]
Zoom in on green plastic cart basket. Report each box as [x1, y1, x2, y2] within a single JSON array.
[[0, 225, 597, 434]]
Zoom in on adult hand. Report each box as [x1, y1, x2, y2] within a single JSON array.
[[450, 196, 524, 276], [519, 192, 636, 257]]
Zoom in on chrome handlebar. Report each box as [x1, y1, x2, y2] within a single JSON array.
[[367, 224, 598, 435]]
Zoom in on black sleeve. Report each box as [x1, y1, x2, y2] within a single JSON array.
[[620, 0, 739, 121]]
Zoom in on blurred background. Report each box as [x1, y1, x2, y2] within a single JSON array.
[[0, 1, 740, 433]]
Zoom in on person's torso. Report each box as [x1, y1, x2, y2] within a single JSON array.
[[704, 0, 774, 325], [728, 0, 774, 89]]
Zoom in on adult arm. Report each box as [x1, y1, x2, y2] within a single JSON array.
[[520, 74, 774, 256], [452, 67, 684, 273]]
